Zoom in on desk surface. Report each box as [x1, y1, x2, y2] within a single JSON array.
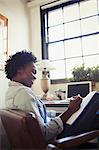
[[42, 99, 69, 104], [42, 99, 69, 107]]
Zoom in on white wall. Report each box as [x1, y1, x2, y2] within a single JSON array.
[[29, 4, 42, 95], [0, 0, 30, 108]]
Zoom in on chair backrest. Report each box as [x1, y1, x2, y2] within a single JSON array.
[[0, 109, 46, 149]]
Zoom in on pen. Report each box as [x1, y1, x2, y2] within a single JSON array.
[[77, 94, 83, 100]]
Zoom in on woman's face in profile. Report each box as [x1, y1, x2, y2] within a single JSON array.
[[19, 62, 37, 87]]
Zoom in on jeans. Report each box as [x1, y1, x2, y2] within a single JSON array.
[[57, 92, 99, 138]]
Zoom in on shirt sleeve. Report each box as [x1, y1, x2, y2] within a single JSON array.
[[40, 116, 63, 142], [14, 88, 64, 142]]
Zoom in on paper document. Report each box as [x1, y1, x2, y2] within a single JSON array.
[[66, 91, 96, 125], [53, 99, 70, 104]]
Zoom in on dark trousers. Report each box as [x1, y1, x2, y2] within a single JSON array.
[[57, 92, 99, 138]]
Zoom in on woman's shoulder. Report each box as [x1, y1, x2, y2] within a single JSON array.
[[14, 86, 37, 103]]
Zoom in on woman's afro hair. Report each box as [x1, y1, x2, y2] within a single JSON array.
[[5, 50, 37, 80]]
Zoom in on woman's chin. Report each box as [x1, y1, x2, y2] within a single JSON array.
[[28, 81, 34, 87]]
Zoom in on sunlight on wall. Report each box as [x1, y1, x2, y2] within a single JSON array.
[[0, 71, 8, 108], [0, 0, 30, 108]]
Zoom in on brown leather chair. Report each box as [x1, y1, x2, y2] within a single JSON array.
[[0, 109, 99, 150]]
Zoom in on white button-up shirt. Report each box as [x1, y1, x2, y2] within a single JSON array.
[[5, 81, 63, 142]]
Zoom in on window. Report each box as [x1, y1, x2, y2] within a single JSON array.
[[41, 0, 99, 80], [0, 14, 8, 70]]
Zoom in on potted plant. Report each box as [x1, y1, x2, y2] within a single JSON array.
[[71, 65, 99, 82]]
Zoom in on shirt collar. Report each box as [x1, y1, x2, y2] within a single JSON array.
[[8, 81, 24, 87]]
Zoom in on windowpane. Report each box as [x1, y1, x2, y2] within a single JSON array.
[[81, 16, 99, 35], [48, 8, 63, 27], [84, 55, 99, 67], [0, 40, 4, 64], [0, 18, 4, 27], [65, 38, 82, 58], [0, 14, 8, 69], [82, 34, 99, 55], [64, 20, 81, 38], [80, 0, 97, 18], [49, 25, 64, 42], [48, 42, 64, 60], [50, 60, 66, 79], [63, 3, 79, 22], [66, 57, 83, 78]]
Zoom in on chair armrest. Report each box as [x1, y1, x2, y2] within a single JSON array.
[[51, 130, 99, 149]]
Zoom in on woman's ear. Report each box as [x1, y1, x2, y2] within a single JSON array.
[[17, 68, 24, 74]]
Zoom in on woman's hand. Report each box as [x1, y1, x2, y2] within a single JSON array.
[[60, 95, 83, 123], [68, 95, 83, 114]]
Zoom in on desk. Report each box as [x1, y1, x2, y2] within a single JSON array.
[[45, 103, 69, 114], [43, 100, 69, 114]]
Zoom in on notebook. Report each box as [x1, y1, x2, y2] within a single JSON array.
[[66, 91, 96, 125]]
